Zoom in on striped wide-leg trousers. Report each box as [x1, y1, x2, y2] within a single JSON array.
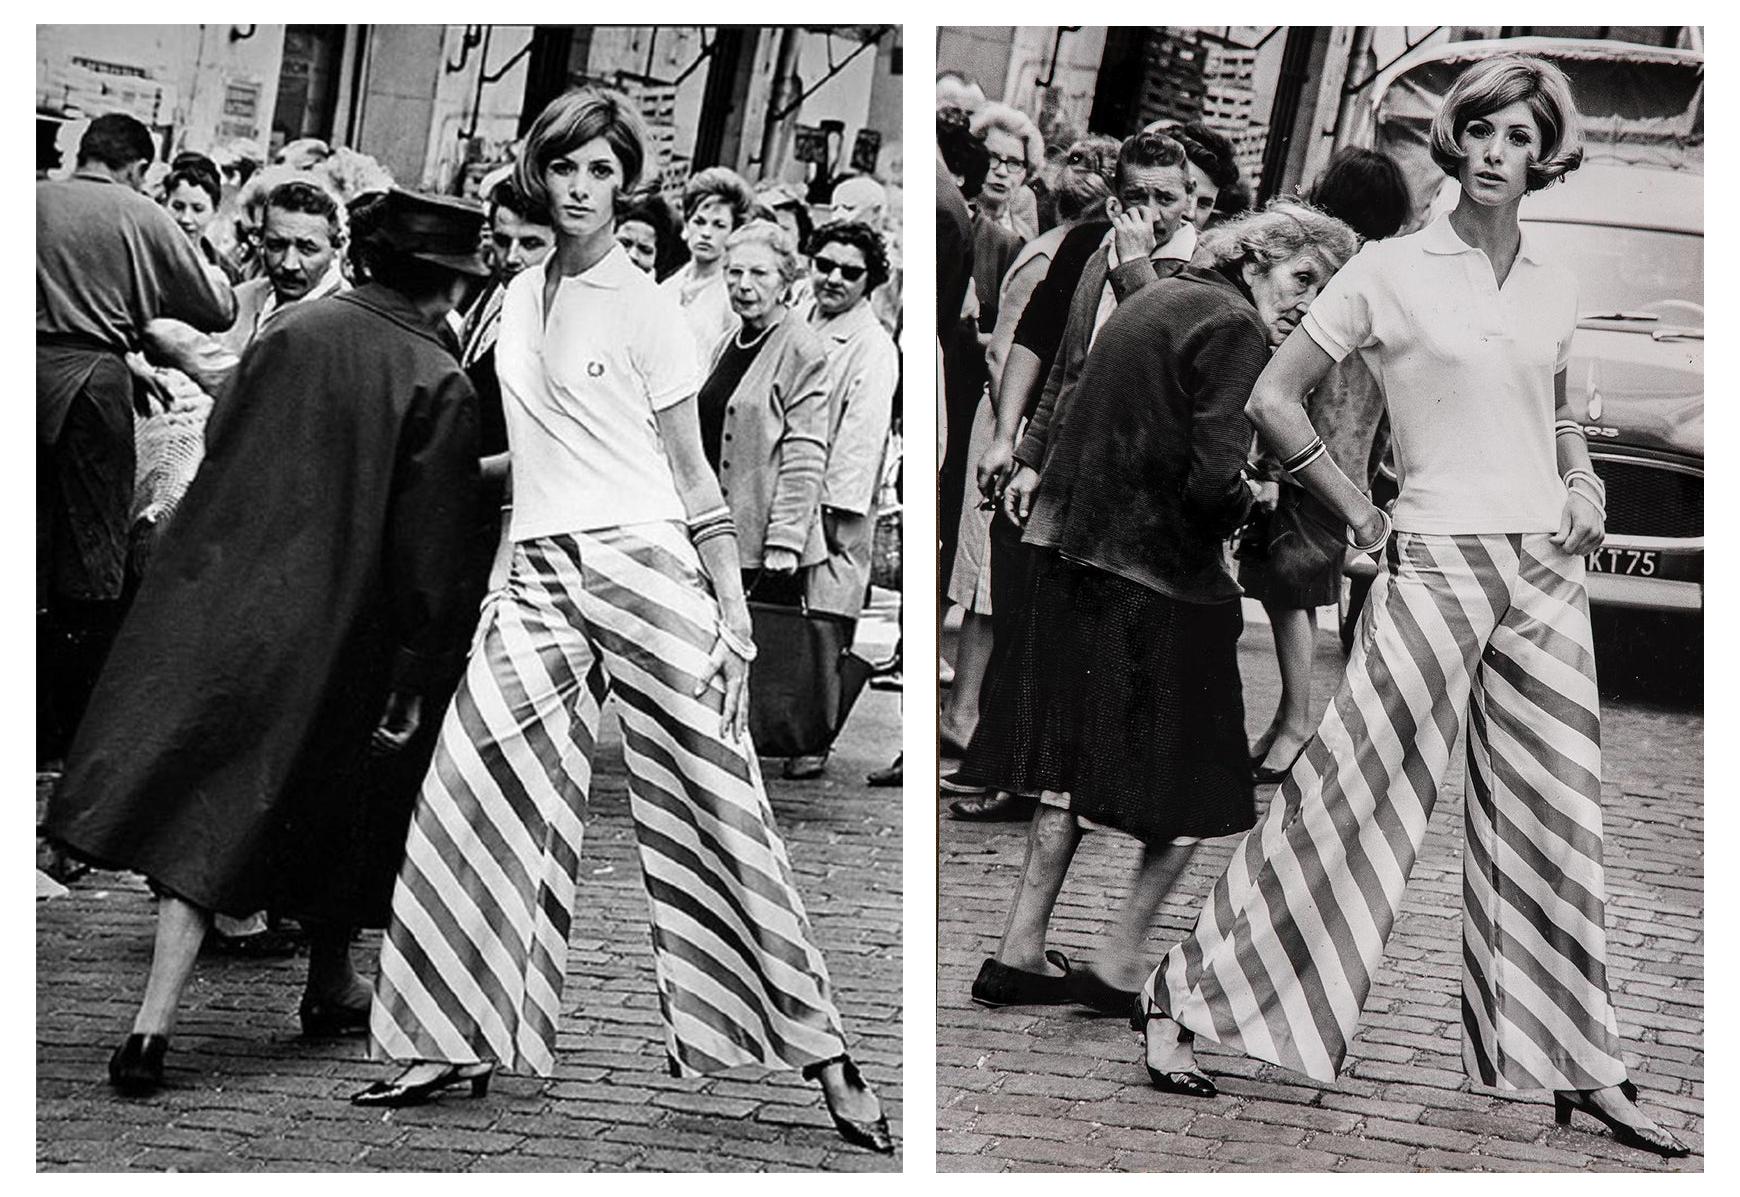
[[1149, 532, 1628, 1091], [369, 522, 848, 1077]]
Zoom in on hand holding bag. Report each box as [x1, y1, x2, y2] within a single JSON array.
[[746, 600, 874, 757]]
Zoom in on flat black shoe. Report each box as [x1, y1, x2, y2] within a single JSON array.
[[299, 994, 371, 1038], [948, 791, 1032, 821], [1554, 1087, 1689, 1159], [1132, 993, 1216, 1098], [867, 756, 902, 787], [803, 1055, 895, 1154], [350, 1062, 494, 1108], [1067, 967, 1139, 1016], [971, 950, 1073, 1007], [109, 1032, 168, 1096]]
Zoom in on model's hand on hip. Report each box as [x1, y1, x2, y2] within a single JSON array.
[[1553, 490, 1606, 557], [698, 625, 753, 740], [371, 691, 423, 755]]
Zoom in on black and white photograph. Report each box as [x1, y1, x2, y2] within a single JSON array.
[[934, 25, 1703, 1172], [34, 22, 904, 1172]]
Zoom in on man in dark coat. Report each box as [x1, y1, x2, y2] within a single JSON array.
[[42, 189, 491, 1096]]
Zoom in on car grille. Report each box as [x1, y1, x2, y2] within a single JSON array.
[[1591, 457, 1702, 539]]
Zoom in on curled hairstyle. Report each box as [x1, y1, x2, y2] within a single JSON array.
[[516, 88, 648, 212], [1052, 134, 1119, 222], [808, 219, 890, 292], [164, 164, 221, 210], [969, 101, 1044, 175], [1114, 131, 1191, 196], [1429, 54, 1583, 192], [264, 179, 345, 243], [724, 219, 803, 284], [1197, 199, 1359, 279], [681, 166, 757, 225], [619, 194, 689, 281]]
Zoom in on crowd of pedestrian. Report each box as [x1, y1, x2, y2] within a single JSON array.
[[934, 56, 1687, 1160], [37, 89, 900, 1155]]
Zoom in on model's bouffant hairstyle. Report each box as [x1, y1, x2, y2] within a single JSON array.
[[808, 219, 890, 292], [265, 179, 345, 243], [681, 166, 757, 225], [78, 113, 156, 170], [1052, 134, 1120, 222], [969, 101, 1044, 175], [516, 88, 648, 210], [1307, 147, 1410, 243], [1197, 199, 1359, 279], [619, 194, 689, 281], [724, 219, 803, 284], [1428, 54, 1584, 192], [1114, 130, 1191, 195]]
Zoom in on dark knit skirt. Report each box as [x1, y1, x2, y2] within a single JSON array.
[[957, 551, 1255, 844]]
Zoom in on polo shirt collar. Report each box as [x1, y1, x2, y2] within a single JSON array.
[[1422, 211, 1543, 266], [547, 242, 640, 290]]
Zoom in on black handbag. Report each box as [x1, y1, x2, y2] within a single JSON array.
[[746, 601, 875, 757]]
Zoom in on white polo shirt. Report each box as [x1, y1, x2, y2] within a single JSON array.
[[1301, 213, 1578, 535], [497, 244, 702, 540]]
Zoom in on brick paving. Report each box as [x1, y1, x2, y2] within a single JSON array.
[[937, 604, 1702, 1172], [37, 603, 903, 1172]]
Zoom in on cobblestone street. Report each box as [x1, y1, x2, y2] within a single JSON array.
[[937, 604, 1703, 1173], [37, 604, 903, 1172]]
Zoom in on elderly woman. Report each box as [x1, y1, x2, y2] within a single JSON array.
[[959, 201, 1357, 1017], [970, 102, 1044, 240], [940, 134, 1118, 761], [771, 219, 901, 780], [662, 166, 759, 354], [1137, 56, 1686, 1159], [696, 219, 831, 607]]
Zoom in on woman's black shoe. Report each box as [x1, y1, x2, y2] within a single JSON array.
[[1553, 1087, 1690, 1158], [803, 1055, 895, 1154], [1131, 994, 1216, 1098], [970, 950, 1073, 1007], [350, 1062, 494, 1108], [108, 1033, 169, 1096], [299, 994, 371, 1038], [1252, 746, 1306, 785]]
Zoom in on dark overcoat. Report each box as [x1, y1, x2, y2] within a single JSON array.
[[42, 284, 480, 926]]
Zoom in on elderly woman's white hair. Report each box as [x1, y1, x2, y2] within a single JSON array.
[[724, 218, 804, 284], [1196, 199, 1359, 279], [969, 101, 1045, 176]]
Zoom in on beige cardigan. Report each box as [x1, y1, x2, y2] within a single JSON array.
[[705, 312, 831, 568]]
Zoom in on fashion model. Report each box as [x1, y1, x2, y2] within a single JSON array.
[[1137, 54, 1687, 1159]]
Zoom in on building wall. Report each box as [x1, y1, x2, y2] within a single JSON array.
[[37, 24, 286, 160], [350, 25, 444, 186]]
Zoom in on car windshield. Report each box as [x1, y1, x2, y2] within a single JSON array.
[[1522, 221, 1703, 331]]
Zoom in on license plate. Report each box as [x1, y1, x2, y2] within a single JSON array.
[[1586, 547, 1659, 576]]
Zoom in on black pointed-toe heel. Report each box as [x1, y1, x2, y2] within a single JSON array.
[[1553, 1087, 1690, 1159], [109, 1033, 169, 1096], [1132, 994, 1217, 1099], [803, 1055, 895, 1154], [350, 1062, 494, 1108]]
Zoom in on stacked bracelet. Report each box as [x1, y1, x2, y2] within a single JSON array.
[[1346, 505, 1392, 554], [688, 506, 737, 547], [1279, 436, 1328, 476], [1555, 418, 1585, 439], [717, 621, 758, 662], [1562, 469, 1607, 521]]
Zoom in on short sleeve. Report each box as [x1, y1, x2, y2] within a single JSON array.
[[634, 283, 703, 411], [1300, 243, 1379, 363]]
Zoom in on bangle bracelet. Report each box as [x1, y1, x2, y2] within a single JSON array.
[[1346, 506, 1392, 554], [1567, 479, 1606, 521], [1555, 419, 1585, 439], [686, 504, 731, 530], [717, 621, 757, 662], [692, 523, 737, 547], [1278, 435, 1326, 474], [1561, 468, 1606, 504], [1283, 443, 1327, 476]]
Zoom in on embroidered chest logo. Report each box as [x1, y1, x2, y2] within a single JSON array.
[[587, 361, 605, 378]]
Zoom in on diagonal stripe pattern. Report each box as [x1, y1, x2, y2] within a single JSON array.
[[1149, 532, 1627, 1090], [370, 521, 848, 1077]]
